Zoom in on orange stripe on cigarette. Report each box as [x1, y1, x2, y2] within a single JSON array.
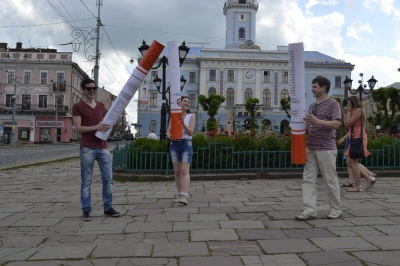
[[139, 40, 165, 71], [170, 112, 182, 139], [291, 133, 306, 164]]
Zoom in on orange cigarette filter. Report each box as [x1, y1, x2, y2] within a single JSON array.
[[170, 111, 182, 139], [291, 132, 306, 164], [138, 41, 165, 72]]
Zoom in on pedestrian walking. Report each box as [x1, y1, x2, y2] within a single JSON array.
[[72, 78, 121, 221], [167, 96, 196, 205], [338, 132, 376, 188], [343, 96, 376, 192], [338, 133, 355, 187], [147, 130, 157, 139], [295, 76, 342, 220]]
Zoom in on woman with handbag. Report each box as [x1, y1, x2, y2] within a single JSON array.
[[338, 132, 376, 188], [343, 96, 376, 192]]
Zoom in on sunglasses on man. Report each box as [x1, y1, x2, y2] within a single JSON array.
[[84, 86, 98, 91]]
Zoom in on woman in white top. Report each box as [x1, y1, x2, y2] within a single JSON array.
[[167, 96, 196, 205]]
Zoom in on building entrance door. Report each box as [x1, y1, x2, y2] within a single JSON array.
[[56, 128, 61, 142]]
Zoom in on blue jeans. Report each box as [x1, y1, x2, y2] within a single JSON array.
[[80, 147, 113, 212], [169, 140, 193, 163]]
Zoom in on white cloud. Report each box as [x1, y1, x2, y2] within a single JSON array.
[[348, 54, 400, 87], [305, 0, 339, 15], [363, 0, 380, 10], [346, 21, 372, 41], [379, 0, 395, 14], [305, 0, 319, 15], [394, 37, 400, 52], [258, 0, 344, 57], [363, 0, 400, 20]]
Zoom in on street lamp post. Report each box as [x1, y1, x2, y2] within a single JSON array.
[[153, 75, 187, 140], [66, 0, 102, 100], [138, 40, 190, 141], [227, 110, 236, 132], [54, 87, 58, 144], [8, 52, 25, 145], [343, 73, 378, 101]]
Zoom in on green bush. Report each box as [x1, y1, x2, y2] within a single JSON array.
[[131, 132, 399, 154], [125, 132, 400, 169], [132, 138, 168, 152], [206, 118, 218, 132]]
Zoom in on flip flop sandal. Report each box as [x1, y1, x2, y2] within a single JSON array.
[[341, 182, 354, 187], [347, 187, 362, 192], [366, 176, 377, 191]]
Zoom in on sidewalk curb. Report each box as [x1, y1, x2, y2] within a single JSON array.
[[113, 170, 399, 182]]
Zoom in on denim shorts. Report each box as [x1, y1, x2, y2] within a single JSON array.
[[169, 139, 193, 163]]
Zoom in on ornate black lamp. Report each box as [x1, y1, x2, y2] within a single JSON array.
[[344, 73, 377, 100], [139, 40, 190, 141]]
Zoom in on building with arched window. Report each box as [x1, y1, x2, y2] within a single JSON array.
[[137, 0, 354, 136]]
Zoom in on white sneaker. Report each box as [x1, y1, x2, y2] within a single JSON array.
[[295, 213, 316, 220], [327, 213, 341, 219], [173, 194, 182, 203], [178, 195, 189, 205]]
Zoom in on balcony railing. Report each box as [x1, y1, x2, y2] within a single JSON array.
[[53, 81, 66, 92], [0, 104, 69, 112]]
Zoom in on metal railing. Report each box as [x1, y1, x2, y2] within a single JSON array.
[[112, 142, 400, 174]]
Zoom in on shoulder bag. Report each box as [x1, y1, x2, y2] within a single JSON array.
[[349, 112, 365, 159]]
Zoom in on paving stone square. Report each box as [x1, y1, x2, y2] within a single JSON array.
[[1, 158, 399, 265]]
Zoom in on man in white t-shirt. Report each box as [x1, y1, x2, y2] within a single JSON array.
[[147, 130, 157, 140]]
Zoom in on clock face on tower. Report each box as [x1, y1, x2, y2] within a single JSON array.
[[245, 71, 253, 80], [245, 40, 254, 49]]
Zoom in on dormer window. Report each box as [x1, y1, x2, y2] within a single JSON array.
[[239, 0, 246, 3]]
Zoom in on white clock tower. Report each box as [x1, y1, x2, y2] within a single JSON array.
[[223, 0, 259, 50]]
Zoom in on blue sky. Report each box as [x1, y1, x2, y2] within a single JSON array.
[[0, 0, 399, 124]]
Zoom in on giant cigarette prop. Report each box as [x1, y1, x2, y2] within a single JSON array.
[[95, 40, 165, 140], [289, 42, 306, 164], [168, 41, 183, 139]]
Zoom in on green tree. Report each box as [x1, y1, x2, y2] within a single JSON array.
[[280, 97, 291, 119], [198, 94, 226, 131], [245, 98, 260, 131], [367, 87, 400, 133]]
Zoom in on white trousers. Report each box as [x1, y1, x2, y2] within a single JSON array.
[[302, 149, 342, 216]]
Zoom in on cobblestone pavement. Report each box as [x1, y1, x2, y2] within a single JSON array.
[[1, 159, 399, 265]]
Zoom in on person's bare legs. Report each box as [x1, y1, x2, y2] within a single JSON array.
[[359, 164, 376, 190], [172, 162, 191, 202], [346, 167, 354, 185], [172, 162, 183, 193], [359, 164, 375, 178], [180, 162, 191, 193], [346, 157, 361, 191]]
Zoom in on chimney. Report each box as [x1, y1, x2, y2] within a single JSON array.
[[0, 43, 7, 51], [16, 42, 22, 49]]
